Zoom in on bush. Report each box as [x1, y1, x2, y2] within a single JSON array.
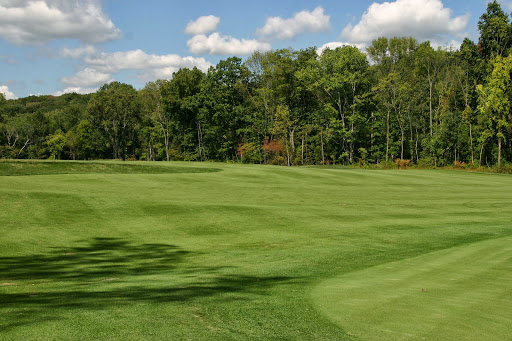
[[237, 142, 261, 164], [417, 158, 435, 169], [375, 160, 396, 169], [394, 158, 412, 169], [453, 160, 467, 169]]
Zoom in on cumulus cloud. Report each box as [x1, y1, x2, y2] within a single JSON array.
[[187, 33, 271, 55], [81, 49, 213, 83], [185, 15, 220, 35], [316, 41, 367, 55], [60, 45, 98, 59], [85, 49, 212, 74], [0, 85, 17, 99], [52, 86, 99, 96], [60, 68, 112, 88], [342, 0, 469, 44], [256, 6, 330, 41], [430, 39, 462, 51], [0, 0, 121, 45]]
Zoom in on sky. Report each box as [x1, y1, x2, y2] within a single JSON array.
[[0, 0, 508, 99]]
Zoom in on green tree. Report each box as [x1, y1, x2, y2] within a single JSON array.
[[370, 37, 418, 162], [478, 55, 512, 168], [457, 38, 482, 163], [87, 82, 141, 160], [161, 67, 205, 160], [45, 129, 66, 159], [200, 57, 251, 160], [478, 1, 512, 60], [270, 105, 297, 166], [140, 79, 169, 160], [297, 46, 371, 163]]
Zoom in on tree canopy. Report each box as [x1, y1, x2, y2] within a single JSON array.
[[1, 2, 512, 169]]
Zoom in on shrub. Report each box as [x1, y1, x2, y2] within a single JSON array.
[[417, 158, 435, 169], [237, 142, 261, 164], [453, 160, 467, 169], [394, 158, 412, 169]]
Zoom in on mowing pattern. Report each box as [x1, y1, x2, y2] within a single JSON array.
[[312, 236, 512, 340], [0, 160, 221, 176], [0, 162, 511, 340]]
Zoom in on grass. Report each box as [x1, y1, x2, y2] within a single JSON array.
[[0, 159, 221, 176], [0, 160, 511, 340]]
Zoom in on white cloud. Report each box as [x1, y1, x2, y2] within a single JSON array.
[[85, 49, 212, 74], [52, 86, 98, 96], [430, 39, 462, 51], [60, 68, 112, 88], [256, 6, 330, 41], [60, 45, 98, 59], [342, 0, 469, 44], [317, 41, 367, 55], [187, 33, 271, 55], [0, 0, 121, 45], [83, 49, 213, 83], [0, 85, 17, 99], [184, 15, 220, 35]]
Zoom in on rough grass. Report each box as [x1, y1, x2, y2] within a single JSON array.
[[0, 159, 221, 176], [0, 161, 511, 340]]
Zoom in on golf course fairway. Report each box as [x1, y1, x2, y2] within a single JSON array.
[[312, 236, 512, 340], [0, 160, 511, 340]]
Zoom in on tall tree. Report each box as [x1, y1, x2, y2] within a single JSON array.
[[478, 55, 512, 168], [200, 57, 251, 160], [140, 79, 169, 160], [457, 38, 481, 163], [87, 82, 141, 160], [478, 0, 512, 60], [161, 67, 205, 160], [369, 37, 418, 162], [301, 46, 370, 163]]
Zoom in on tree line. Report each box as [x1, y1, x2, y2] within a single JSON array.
[[1, 1, 512, 168]]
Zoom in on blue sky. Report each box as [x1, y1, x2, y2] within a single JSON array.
[[0, 0, 505, 99]]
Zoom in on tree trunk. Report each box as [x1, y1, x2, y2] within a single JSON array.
[[197, 121, 203, 161], [469, 123, 474, 164], [320, 128, 325, 164], [370, 112, 375, 161], [429, 80, 433, 136], [350, 121, 354, 163], [479, 139, 485, 165], [386, 110, 390, 162], [498, 135, 502, 169], [301, 136, 304, 165]]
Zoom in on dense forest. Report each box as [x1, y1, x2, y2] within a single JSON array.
[[2, 1, 512, 168]]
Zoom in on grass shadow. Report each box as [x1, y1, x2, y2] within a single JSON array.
[[0, 160, 222, 176], [0, 238, 296, 331]]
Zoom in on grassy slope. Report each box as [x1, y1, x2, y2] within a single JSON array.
[[0, 161, 511, 340], [313, 236, 512, 340]]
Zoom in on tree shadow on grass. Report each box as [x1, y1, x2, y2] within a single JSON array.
[[0, 238, 296, 331], [0, 238, 190, 281]]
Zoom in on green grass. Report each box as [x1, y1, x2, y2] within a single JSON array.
[[0, 161, 511, 340], [313, 236, 512, 340], [0, 159, 221, 176]]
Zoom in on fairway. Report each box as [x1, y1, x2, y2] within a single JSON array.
[[1, 161, 511, 340]]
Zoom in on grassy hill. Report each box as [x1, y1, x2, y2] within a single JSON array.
[[1, 160, 511, 340]]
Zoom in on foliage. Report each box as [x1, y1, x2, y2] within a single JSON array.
[[1, 2, 512, 168], [87, 82, 141, 160]]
